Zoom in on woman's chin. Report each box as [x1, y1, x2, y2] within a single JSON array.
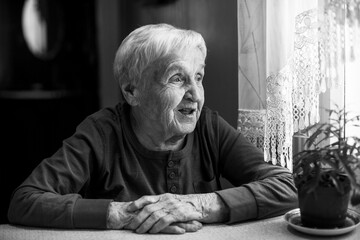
[[175, 124, 197, 135]]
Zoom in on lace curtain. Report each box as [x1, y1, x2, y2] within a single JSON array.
[[237, 0, 360, 171]]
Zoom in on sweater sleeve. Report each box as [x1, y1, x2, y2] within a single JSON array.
[[7, 116, 112, 229], [214, 116, 298, 224]]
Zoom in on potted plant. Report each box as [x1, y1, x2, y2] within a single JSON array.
[[293, 107, 360, 228]]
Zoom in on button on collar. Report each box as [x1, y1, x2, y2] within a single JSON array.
[[169, 171, 176, 179], [167, 160, 175, 168]]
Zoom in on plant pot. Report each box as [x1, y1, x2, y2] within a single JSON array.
[[297, 176, 351, 229]]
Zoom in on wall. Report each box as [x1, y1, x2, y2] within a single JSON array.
[[0, 0, 99, 223], [97, 0, 238, 127]]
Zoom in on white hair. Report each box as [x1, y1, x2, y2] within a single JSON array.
[[113, 23, 207, 95]]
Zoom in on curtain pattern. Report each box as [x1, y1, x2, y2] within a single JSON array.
[[237, 0, 360, 171]]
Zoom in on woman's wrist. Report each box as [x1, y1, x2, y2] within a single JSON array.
[[177, 193, 229, 223], [106, 201, 136, 229]]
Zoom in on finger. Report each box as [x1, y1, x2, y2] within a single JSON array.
[[128, 204, 164, 230], [148, 213, 176, 234], [136, 209, 170, 234], [127, 195, 159, 212], [160, 225, 186, 234], [174, 220, 202, 232]]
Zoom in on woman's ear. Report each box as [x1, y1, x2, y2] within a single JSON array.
[[121, 83, 139, 106]]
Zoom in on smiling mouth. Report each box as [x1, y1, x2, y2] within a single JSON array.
[[178, 108, 196, 115]]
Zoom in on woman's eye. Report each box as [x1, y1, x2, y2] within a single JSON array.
[[196, 74, 203, 82], [169, 75, 184, 83]]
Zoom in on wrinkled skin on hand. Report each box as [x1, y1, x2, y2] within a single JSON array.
[[107, 196, 203, 234], [126, 193, 205, 234], [107, 202, 136, 230]]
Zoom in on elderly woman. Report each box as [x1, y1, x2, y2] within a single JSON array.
[[8, 24, 297, 234]]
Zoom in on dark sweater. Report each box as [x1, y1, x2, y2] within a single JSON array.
[[8, 103, 297, 229]]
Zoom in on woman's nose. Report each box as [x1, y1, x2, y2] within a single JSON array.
[[184, 81, 202, 102]]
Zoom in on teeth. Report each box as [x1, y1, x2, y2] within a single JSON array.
[[179, 108, 195, 115]]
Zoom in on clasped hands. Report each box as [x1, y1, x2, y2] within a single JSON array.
[[107, 192, 228, 234]]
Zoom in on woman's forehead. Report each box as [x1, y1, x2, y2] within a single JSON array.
[[157, 47, 205, 67], [142, 47, 205, 81]]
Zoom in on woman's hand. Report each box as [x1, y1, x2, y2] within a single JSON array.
[[153, 220, 203, 234], [106, 200, 202, 234], [107, 202, 137, 229], [125, 193, 229, 234]]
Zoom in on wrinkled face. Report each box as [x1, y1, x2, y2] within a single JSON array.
[[135, 47, 205, 138]]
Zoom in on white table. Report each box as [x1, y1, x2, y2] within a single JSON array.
[[1, 214, 359, 240]]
